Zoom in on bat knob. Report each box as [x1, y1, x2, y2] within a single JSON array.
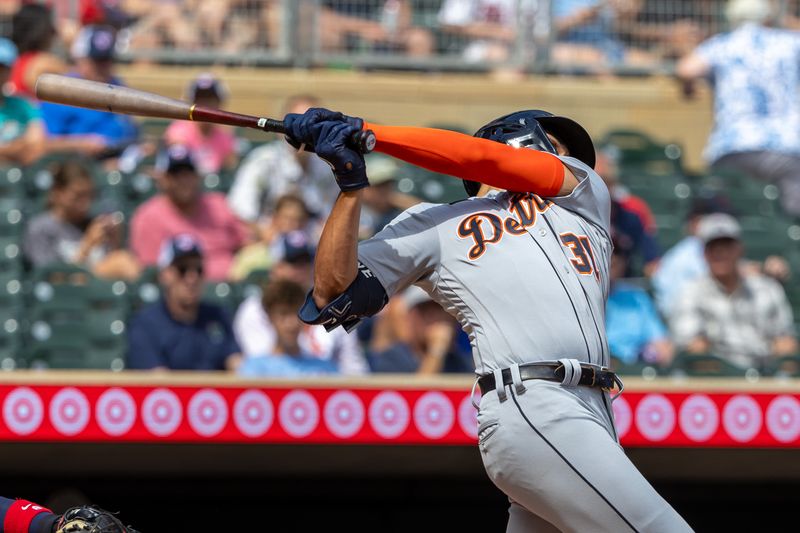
[[352, 129, 377, 154]]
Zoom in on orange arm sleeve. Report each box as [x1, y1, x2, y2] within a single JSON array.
[[365, 123, 565, 196]]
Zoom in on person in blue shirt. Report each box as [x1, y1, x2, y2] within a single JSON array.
[[238, 278, 339, 377], [677, 0, 800, 216], [39, 25, 138, 157], [607, 237, 674, 367], [127, 234, 242, 371]]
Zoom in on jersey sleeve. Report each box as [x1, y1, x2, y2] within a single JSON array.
[[547, 155, 611, 236], [357, 203, 441, 299]]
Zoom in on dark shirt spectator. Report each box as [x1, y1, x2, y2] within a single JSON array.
[[611, 199, 660, 276], [127, 234, 242, 370]]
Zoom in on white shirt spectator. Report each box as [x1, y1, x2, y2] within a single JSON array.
[[671, 272, 795, 368], [233, 294, 369, 375], [227, 140, 339, 221]]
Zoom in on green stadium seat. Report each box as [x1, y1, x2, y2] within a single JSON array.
[[239, 268, 269, 301], [670, 352, 751, 377], [608, 355, 663, 378], [0, 166, 25, 210], [698, 169, 779, 218], [203, 281, 241, 313], [203, 169, 236, 193], [764, 354, 800, 377], [599, 129, 684, 176]]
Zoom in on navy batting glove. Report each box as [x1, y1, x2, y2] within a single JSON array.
[[283, 108, 364, 149], [313, 121, 368, 192]]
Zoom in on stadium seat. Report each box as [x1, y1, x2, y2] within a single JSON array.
[[764, 354, 800, 377], [131, 266, 161, 310], [608, 355, 663, 378], [202, 281, 241, 313], [239, 268, 269, 301], [599, 129, 684, 176], [0, 167, 25, 211], [698, 169, 779, 218], [203, 169, 236, 193], [670, 352, 750, 377], [0, 274, 24, 370]]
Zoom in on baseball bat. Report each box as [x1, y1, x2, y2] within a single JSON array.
[[34, 73, 377, 153]]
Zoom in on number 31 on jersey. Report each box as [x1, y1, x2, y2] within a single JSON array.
[[560, 233, 600, 280]]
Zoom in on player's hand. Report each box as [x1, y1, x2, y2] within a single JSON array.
[[54, 505, 140, 533], [283, 107, 363, 148], [312, 120, 369, 192]]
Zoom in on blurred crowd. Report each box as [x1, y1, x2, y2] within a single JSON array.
[[4, 0, 800, 73], [0, 0, 799, 379]]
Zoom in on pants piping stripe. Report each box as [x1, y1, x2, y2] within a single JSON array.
[[509, 387, 639, 533]]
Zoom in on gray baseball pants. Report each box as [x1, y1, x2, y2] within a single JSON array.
[[476, 377, 693, 532]]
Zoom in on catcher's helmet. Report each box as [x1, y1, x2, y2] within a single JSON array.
[[463, 110, 595, 197]]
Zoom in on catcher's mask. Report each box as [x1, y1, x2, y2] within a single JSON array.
[[463, 110, 596, 197]]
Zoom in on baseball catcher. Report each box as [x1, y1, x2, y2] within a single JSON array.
[[0, 497, 139, 533]]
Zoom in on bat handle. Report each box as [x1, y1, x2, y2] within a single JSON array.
[[262, 118, 376, 154]]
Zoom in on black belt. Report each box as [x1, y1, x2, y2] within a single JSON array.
[[478, 363, 617, 395]]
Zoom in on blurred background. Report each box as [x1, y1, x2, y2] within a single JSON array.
[[0, 1, 799, 531]]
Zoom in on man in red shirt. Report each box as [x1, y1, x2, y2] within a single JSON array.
[[130, 144, 250, 281]]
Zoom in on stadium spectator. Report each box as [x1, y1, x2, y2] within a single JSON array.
[[121, 0, 200, 51], [676, 0, 800, 217], [606, 237, 673, 368], [0, 38, 46, 165], [366, 285, 472, 374], [552, 0, 654, 71], [437, 0, 534, 64], [39, 25, 139, 158], [621, 0, 714, 62], [611, 198, 660, 277], [238, 278, 340, 377], [670, 213, 797, 370], [319, 0, 433, 57], [22, 159, 141, 280], [163, 73, 238, 174], [229, 194, 315, 281], [8, 3, 69, 100], [129, 144, 250, 281], [595, 148, 656, 234], [653, 198, 790, 319], [233, 230, 369, 375], [127, 234, 242, 370], [227, 94, 338, 222]]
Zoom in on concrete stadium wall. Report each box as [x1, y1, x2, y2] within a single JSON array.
[[119, 66, 714, 172]]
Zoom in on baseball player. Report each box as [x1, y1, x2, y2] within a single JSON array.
[[0, 496, 138, 533], [283, 109, 693, 532]]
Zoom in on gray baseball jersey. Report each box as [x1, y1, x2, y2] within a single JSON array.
[[358, 155, 612, 375], [357, 155, 693, 532]]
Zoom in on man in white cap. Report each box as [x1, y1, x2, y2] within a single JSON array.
[[671, 213, 797, 369], [677, 0, 800, 216]]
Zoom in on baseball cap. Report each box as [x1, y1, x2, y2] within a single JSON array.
[[0, 38, 18, 68], [697, 213, 741, 245], [365, 154, 400, 185], [155, 144, 197, 174], [71, 25, 117, 61], [186, 73, 227, 102], [157, 234, 204, 269], [274, 230, 316, 264]]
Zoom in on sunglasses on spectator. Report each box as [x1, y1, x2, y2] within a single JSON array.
[[174, 264, 204, 277]]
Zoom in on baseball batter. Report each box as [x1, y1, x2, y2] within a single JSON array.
[[283, 109, 692, 532]]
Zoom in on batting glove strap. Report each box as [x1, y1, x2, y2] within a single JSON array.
[[335, 165, 369, 192]]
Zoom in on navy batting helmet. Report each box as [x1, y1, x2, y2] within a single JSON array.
[[463, 110, 595, 197]]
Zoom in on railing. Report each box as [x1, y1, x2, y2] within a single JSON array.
[[0, 0, 793, 74]]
